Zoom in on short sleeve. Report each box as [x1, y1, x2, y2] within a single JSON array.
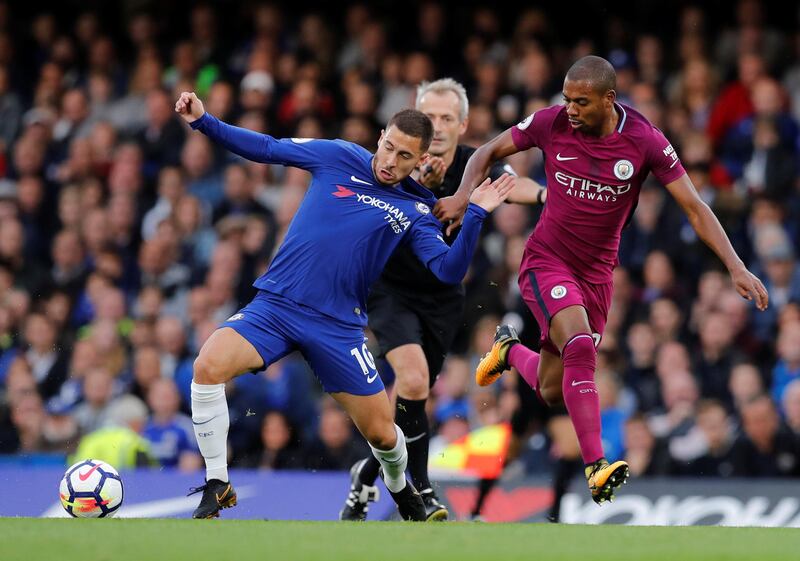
[[646, 126, 687, 185], [510, 105, 562, 152]]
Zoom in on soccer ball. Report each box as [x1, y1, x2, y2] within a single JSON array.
[[59, 459, 124, 518]]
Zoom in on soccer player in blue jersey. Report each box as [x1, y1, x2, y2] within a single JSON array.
[[175, 91, 514, 520]]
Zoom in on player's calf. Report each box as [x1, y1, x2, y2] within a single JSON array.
[[538, 383, 564, 406]]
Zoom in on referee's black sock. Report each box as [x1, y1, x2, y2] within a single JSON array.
[[359, 456, 381, 486], [395, 396, 431, 492]]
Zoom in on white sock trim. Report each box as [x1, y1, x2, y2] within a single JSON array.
[[564, 333, 594, 349]]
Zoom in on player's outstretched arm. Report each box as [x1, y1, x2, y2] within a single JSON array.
[[175, 91, 330, 169], [434, 128, 521, 235], [665, 174, 769, 311], [411, 174, 514, 285]]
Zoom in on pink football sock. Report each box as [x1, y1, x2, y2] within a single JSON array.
[[508, 343, 541, 392], [561, 334, 604, 464]]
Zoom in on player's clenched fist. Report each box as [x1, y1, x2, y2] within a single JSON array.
[[175, 92, 205, 124]]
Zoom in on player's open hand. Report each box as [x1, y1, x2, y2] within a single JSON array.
[[469, 173, 516, 214], [731, 266, 769, 311], [175, 92, 205, 124]]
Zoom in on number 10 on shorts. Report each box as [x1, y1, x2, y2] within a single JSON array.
[[350, 344, 378, 383]]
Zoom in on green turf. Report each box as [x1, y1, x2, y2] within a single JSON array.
[[1, 518, 797, 561]]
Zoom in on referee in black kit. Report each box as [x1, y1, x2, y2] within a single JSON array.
[[340, 78, 546, 521]]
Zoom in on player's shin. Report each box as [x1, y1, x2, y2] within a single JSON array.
[[508, 344, 541, 392], [370, 424, 408, 493], [560, 334, 604, 464], [191, 382, 230, 483], [395, 397, 431, 491]]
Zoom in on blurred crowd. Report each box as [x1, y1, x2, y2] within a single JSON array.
[[0, 0, 798, 479]]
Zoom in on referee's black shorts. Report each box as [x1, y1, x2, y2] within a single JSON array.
[[367, 280, 464, 386]]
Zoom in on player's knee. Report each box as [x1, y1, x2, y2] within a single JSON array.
[[193, 354, 231, 385], [396, 369, 429, 400], [561, 334, 597, 371], [364, 423, 397, 451]]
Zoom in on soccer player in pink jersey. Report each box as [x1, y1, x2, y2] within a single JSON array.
[[437, 55, 769, 504]]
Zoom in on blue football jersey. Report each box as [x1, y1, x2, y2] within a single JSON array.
[[191, 114, 488, 326]]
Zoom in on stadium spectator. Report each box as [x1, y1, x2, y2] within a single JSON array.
[[783, 380, 800, 436], [676, 399, 736, 477], [623, 413, 672, 477], [650, 370, 699, 445], [22, 313, 69, 401], [72, 366, 143, 434], [130, 345, 161, 403], [730, 394, 800, 477], [249, 411, 305, 470], [720, 77, 799, 183], [137, 88, 186, 179], [303, 404, 369, 471], [623, 322, 659, 412], [694, 311, 741, 408], [771, 321, 800, 407], [751, 224, 800, 342], [143, 378, 202, 470], [596, 370, 628, 462], [729, 361, 766, 412]]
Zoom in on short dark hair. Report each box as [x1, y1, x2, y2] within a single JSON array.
[[386, 109, 433, 152], [566, 55, 617, 94]]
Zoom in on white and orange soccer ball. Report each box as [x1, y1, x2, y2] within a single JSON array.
[[59, 459, 124, 518]]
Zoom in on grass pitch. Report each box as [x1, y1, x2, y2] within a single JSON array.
[[1, 518, 797, 561]]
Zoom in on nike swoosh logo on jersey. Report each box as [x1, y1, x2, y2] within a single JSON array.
[[366, 372, 378, 383], [571, 380, 594, 387], [556, 153, 578, 161], [350, 175, 373, 185], [78, 464, 101, 481], [405, 432, 427, 443]]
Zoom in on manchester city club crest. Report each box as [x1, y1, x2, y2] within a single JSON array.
[[551, 285, 567, 299], [415, 202, 431, 214], [613, 159, 634, 180]]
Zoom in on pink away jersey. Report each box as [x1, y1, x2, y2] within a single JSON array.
[[511, 103, 686, 283]]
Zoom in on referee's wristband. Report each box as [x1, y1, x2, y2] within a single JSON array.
[[536, 188, 546, 205]]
